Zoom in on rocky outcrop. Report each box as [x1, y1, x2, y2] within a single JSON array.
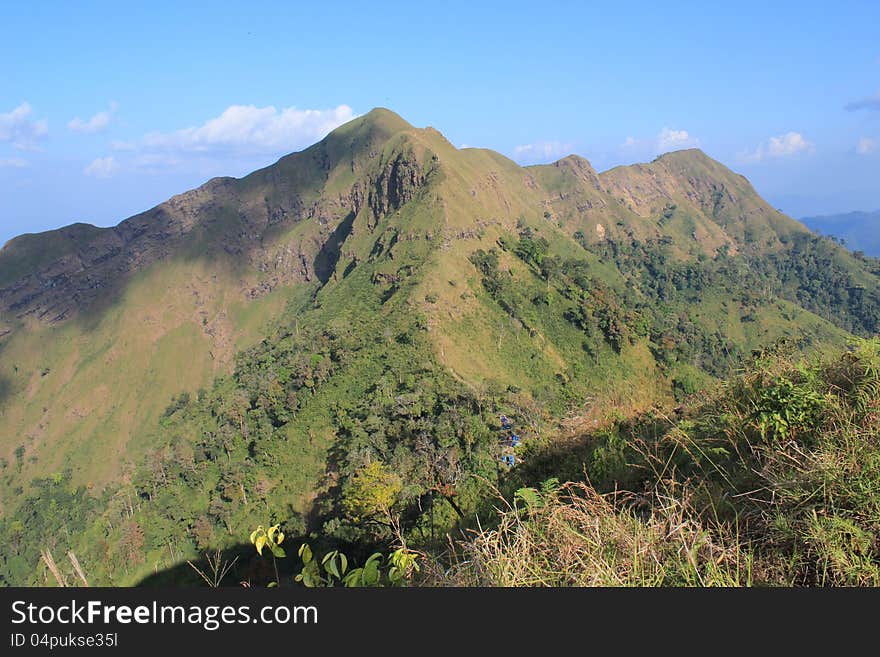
[[368, 150, 427, 221]]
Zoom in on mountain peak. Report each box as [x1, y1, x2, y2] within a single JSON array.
[[649, 147, 750, 184], [652, 147, 712, 164], [290, 107, 419, 172], [332, 107, 414, 141], [361, 106, 412, 126], [555, 153, 593, 167]]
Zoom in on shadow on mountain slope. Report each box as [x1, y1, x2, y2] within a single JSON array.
[[314, 211, 356, 284], [135, 528, 387, 588], [0, 374, 10, 408], [135, 541, 305, 588]]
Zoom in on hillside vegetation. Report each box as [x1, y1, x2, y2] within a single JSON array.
[[0, 109, 879, 586], [431, 339, 880, 586]]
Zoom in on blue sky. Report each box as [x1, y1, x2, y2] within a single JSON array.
[[2, 0, 879, 245]]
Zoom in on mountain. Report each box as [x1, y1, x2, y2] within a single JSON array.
[[801, 210, 880, 257], [1, 108, 879, 586]]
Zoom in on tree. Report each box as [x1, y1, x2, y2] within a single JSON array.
[[192, 517, 215, 550], [342, 461, 403, 525], [117, 521, 146, 572]]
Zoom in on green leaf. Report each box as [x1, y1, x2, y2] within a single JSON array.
[[324, 554, 340, 580], [270, 544, 286, 558], [255, 535, 267, 556], [363, 555, 381, 586], [540, 477, 560, 494], [515, 486, 542, 509], [299, 543, 312, 564], [343, 568, 362, 587]]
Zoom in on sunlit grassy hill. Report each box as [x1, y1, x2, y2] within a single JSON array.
[[1, 109, 878, 586]]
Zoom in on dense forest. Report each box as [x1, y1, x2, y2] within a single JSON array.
[[2, 225, 878, 587]]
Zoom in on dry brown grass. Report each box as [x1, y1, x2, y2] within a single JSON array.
[[422, 339, 880, 587], [424, 482, 750, 587]]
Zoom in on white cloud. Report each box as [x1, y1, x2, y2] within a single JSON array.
[[621, 127, 699, 155], [137, 104, 355, 155], [107, 104, 356, 175], [68, 102, 118, 134], [766, 132, 813, 157], [0, 157, 29, 168], [657, 127, 696, 151], [0, 102, 48, 150], [740, 131, 814, 163], [857, 137, 878, 155], [83, 156, 119, 178], [513, 140, 574, 163]]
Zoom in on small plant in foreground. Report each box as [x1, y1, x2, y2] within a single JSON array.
[[249, 524, 286, 586], [296, 543, 419, 587]]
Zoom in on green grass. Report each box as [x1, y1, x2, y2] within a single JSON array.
[[1, 108, 878, 587], [429, 339, 880, 586], [0, 256, 299, 499]]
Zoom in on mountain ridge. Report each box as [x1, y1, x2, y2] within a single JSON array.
[[1, 109, 878, 587], [0, 109, 807, 324]]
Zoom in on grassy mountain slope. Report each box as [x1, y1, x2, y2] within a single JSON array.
[[1, 109, 879, 585], [435, 339, 880, 586], [599, 149, 810, 250], [0, 109, 429, 494]]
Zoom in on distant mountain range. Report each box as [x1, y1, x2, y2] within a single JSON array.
[[801, 210, 880, 257]]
